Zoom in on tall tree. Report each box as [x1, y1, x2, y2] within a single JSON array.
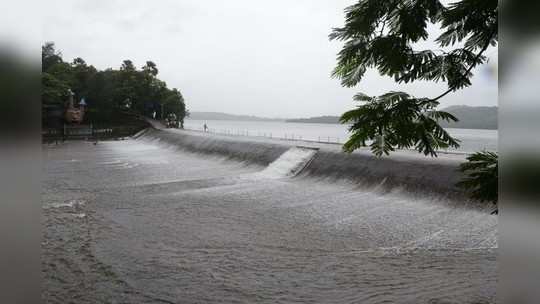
[[71, 57, 97, 101], [120, 60, 136, 72], [42, 42, 63, 72], [162, 88, 186, 127], [142, 61, 159, 77], [42, 42, 72, 106], [331, 0, 497, 157]]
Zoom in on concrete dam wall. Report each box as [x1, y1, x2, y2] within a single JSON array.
[[138, 128, 467, 200]]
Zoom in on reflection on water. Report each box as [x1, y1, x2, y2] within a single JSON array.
[[42, 137, 496, 303], [185, 119, 498, 153]]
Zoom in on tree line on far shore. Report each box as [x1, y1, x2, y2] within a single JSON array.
[[285, 106, 497, 130], [42, 42, 187, 127]]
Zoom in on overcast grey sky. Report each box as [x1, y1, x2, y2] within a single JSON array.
[[42, 0, 498, 118]]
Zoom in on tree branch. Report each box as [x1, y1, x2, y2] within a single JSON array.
[[430, 29, 497, 102]]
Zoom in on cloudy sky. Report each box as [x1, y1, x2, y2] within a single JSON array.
[[42, 0, 498, 118]]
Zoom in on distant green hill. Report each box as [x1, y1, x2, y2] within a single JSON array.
[[187, 111, 283, 121], [286, 106, 498, 130], [439, 105, 497, 130], [189, 106, 497, 130], [286, 116, 341, 124]]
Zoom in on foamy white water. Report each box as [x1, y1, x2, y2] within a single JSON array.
[[258, 147, 318, 178]]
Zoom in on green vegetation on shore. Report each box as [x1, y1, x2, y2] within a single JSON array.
[[42, 42, 187, 127]]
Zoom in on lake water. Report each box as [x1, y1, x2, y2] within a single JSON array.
[[185, 119, 498, 153]]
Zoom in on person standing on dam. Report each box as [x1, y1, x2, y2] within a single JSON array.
[[203, 123, 208, 132]]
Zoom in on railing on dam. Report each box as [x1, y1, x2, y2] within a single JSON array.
[[181, 126, 472, 155], [184, 126, 343, 145], [42, 124, 145, 143]]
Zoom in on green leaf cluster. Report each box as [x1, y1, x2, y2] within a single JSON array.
[[330, 0, 497, 90], [340, 91, 459, 156], [457, 151, 498, 204]]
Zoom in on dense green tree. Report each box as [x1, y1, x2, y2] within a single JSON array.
[[162, 88, 186, 128], [142, 61, 158, 77], [42, 73, 70, 105], [85, 69, 118, 120], [42, 42, 63, 72], [70, 57, 97, 102], [120, 60, 136, 72], [45, 61, 73, 86], [115, 60, 140, 110], [42, 43, 188, 127]]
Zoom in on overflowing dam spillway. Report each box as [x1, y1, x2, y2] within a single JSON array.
[[138, 128, 469, 197], [42, 128, 497, 303], [258, 146, 318, 178]]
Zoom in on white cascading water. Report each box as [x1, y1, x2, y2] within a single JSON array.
[[257, 146, 318, 178]]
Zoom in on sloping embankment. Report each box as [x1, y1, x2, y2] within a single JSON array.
[[301, 150, 462, 197], [138, 128, 466, 198], [139, 128, 289, 166]]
